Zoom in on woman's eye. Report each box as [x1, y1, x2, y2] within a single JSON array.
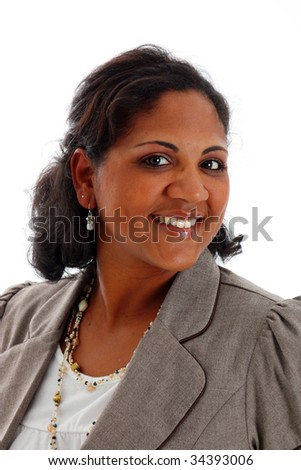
[[142, 154, 170, 167], [201, 159, 226, 172]]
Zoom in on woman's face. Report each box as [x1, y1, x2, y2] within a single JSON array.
[[92, 90, 229, 273]]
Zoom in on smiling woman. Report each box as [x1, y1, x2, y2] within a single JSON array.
[[30, 46, 240, 282], [71, 90, 230, 274], [1, 45, 301, 451]]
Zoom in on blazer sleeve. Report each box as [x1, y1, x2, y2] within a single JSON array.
[[246, 298, 301, 449]]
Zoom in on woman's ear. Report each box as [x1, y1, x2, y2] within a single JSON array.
[[70, 148, 97, 209]]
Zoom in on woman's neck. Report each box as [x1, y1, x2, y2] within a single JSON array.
[[90, 246, 177, 327]]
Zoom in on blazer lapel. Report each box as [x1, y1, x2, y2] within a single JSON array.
[[82, 249, 221, 450], [158, 248, 220, 341], [82, 318, 206, 450]]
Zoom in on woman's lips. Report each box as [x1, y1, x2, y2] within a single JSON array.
[[149, 214, 204, 238], [157, 216, 197, 228]]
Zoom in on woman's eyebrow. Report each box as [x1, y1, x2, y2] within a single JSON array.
[[134, 140, 179, 152], [202, 145, 228, 155], [134, 141, 228, 155]]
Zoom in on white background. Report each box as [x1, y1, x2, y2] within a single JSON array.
[[0, 0, 300, 297]]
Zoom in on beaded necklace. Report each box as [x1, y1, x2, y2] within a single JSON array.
[[47, 279, 155, 450], [48, 279, 127, 449]]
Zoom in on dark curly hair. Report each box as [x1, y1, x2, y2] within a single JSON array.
[[30, 45, 243, 281]]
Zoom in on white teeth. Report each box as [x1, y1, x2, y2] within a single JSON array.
[[157, 216, 198, 229], [171, 217, 185, 228]]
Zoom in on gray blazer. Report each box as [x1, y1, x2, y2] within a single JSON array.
[[1, 249, 301, 450]]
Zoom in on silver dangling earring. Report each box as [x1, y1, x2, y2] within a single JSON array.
[[86, 205, 95, 231]]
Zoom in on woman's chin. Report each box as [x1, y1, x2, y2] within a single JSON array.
[[141, 243, 207, 274]]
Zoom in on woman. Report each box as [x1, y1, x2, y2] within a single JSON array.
[[1, 45, 301, 450]]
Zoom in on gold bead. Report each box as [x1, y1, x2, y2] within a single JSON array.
[[71, 362, 79, 371], [53, 393, 61, 404]]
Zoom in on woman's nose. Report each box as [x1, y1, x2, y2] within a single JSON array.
[[166, 168, 209, 203]]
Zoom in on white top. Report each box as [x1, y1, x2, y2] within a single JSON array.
[[10, 346, 122, 450]]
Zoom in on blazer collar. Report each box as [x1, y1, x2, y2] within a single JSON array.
[[158, 248, 220, 341], [82, 249, 221, 450]]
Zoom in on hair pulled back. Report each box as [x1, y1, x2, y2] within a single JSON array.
[[30, 45, 242, 281]]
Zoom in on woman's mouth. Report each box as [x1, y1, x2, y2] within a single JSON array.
[[157, 216, 198, 228], [150, 214, 205, 238]]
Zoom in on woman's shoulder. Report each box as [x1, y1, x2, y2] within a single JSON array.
[[0, 274, 87, 352], [219, 265, 283, 302], [0, 281, 35, 316], [0, 277, 74, 319], [217, 265, 301, 337]]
